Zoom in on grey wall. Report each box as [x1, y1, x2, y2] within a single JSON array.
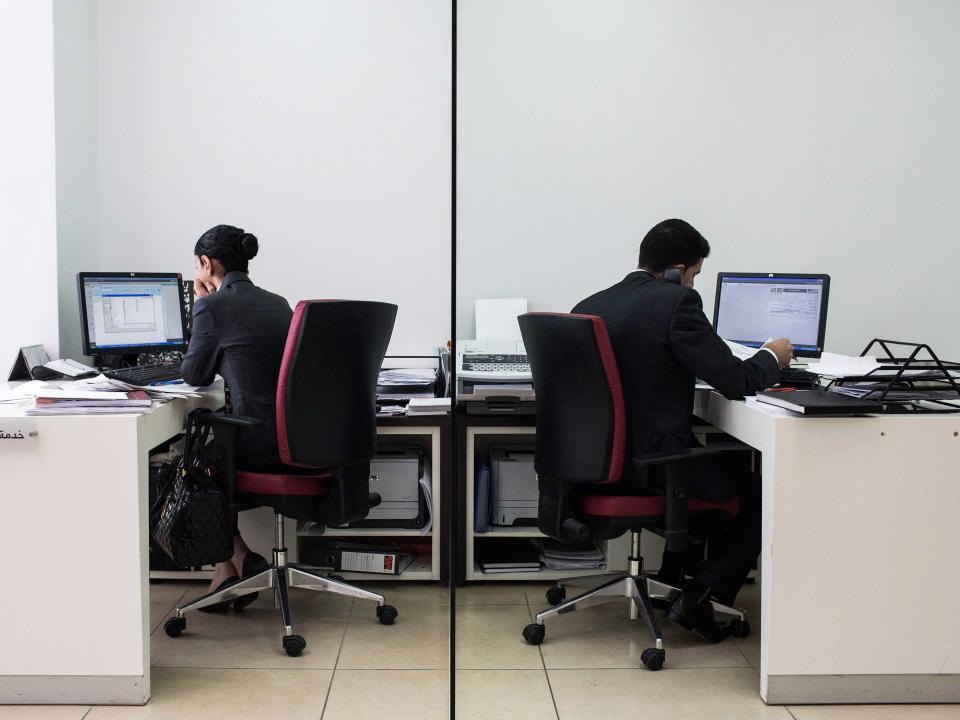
[[94, 0, 452, 356], [457, 0, 960, 358], [54, 0, 99, 360]]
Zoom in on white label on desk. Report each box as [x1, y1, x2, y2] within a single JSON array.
[[0, 419, 38, 446]]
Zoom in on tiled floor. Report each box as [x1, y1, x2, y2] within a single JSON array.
[[4, 580, 960, 720]]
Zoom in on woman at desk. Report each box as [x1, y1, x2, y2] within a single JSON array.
[[180, 224, 293, 609]]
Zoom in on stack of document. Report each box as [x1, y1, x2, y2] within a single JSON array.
[[538, 540, 605, 571], [377, 369, 437, 400], [26, 389, 153, 415], [804, 352, 880, 378], [405, 397, 451, 415], [477, 538, 541, 574]]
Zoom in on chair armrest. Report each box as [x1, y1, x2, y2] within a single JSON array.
[[631, 446, 739, 553], [632, 446, 723, 468], [197, 410, 263, 429]]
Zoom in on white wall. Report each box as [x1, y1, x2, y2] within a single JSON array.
[[0, 0, 60, 373], [96, 0, 451, 357], [457, 0, 960, 359], [54, 0, 99, 360]]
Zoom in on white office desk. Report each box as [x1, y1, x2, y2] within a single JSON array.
[[0, 383, 222, 705], [694, 391, 960, 704]]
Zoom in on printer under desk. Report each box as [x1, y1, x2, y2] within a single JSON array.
[[337, 447, 427, 529], [490, 447, 538, 527]]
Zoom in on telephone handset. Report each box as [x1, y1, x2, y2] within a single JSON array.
[[663, 268, 683, 285]]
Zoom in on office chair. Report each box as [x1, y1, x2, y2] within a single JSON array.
[[164, 300, 399, 657], [517, 312, 748, 671]]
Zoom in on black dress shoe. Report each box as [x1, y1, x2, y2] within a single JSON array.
[[198, 575, 240, 613], [666, 583, 730, 644], [233, 551, 270, 611]]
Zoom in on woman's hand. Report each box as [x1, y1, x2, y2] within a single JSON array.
[[194, 277, 216, 298]]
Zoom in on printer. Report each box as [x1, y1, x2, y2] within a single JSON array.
[[490, 447, 539, 527], [337, 447, 428, 529]]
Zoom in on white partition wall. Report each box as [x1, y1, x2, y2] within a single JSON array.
[[457, 0, 960, 358], [86, 0, 452, 358], [0, 0, 60, 369]]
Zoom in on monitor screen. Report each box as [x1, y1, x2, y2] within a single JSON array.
[[713, 273, 830, 358], [78, 273, 188, 355]]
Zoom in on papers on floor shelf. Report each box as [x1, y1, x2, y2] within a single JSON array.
[[805, 352, 880, 378], [405, 397, 451, 415], [538, 540, 605, 571]]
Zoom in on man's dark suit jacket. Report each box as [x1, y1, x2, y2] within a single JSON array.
[[572, 271, 779, 496], [180, 271, 293, 470]]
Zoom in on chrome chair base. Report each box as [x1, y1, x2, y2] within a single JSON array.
[[165, 515, 397, 656], [522, 532, 747, 671]]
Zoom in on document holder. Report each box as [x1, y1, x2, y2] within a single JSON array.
[[827, 339, 960, 413]]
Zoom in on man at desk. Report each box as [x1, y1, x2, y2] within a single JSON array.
[[573, 218, 793, 641]]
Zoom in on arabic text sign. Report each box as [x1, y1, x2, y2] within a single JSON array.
[[0, 419, 38, 446]]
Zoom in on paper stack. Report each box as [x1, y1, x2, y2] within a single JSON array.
[[405, 397, 451, 415], [377, 368, 437, 400], [26, 389, 153, 415], [538, 540, 605, 571]]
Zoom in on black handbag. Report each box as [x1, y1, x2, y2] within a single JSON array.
[[150, 409, 234, 567]]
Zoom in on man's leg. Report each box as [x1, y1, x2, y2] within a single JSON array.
[[667, 450, 760, 640], [694, 455, 762, 606]]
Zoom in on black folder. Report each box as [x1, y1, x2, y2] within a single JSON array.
[[756, 388, 882, 415]]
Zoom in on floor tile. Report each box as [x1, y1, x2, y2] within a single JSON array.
[[321, 669, 447, 720], [86, 667, 331, 720], [147, 582, 192, 608], [535, 599, 750, 670], [455, 604, 542, 670], [549, 667, 792, 720], [456, 670, 557, 720], [359, 582, 448, 608], [458, 583, 540, 606], [337, 600, 448, 669], [0, 709, 90, 720], [150, 588, 351, 670], [789, 706, 960, 720]]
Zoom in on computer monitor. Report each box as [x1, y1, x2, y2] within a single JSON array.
[[713, 273, 830, 358], [78, 272, 189, 356]]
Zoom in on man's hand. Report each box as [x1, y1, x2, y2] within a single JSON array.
[[763, 338, 794, 368], [194, 278, 216, 298]]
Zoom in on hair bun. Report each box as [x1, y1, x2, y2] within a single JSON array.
[[239, 233, 259, 261]]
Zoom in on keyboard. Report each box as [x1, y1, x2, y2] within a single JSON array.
[[104, 363, 183, 386], [778, 367, 819, 386]]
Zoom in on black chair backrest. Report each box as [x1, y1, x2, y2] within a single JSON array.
[[277, 300, 397, 469], [518, 312, 625, 484]]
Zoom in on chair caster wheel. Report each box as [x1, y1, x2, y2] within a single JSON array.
[[377, 605, 398, 625], [730, 619, 751, 638], [282, 634, 306, 657], [522, 623, 545, 645], [641, 648, 665, 671], [164, 617, 185, 638], [545, 585, 566, 606], [328, 574, 345, 583]]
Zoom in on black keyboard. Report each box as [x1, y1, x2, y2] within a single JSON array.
[[778, 367, 819, 385], [104, 364, 183, 386]]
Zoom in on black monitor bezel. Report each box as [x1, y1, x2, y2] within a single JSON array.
[[77, 272, 189, 356], [712, 272, 831, 359]]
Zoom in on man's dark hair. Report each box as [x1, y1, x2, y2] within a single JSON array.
[[638, 219, 710, 272], [194, 224, 259, 274]]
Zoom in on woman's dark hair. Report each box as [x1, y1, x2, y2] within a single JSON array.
[[194, 224, 259, 274], [638, 219, 710, 272]]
